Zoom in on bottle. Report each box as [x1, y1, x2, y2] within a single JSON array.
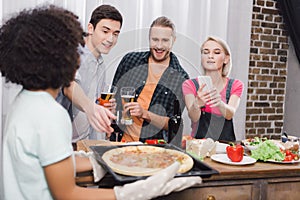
[[110, 110, 123, 142], [168, 99, 182, 147]]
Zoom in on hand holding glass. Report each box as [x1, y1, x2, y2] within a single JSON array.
[[97, 84, 117, 107], [120, 87, 135, 125]]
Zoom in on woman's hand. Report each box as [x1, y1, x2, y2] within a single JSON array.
[[207, 87, 224, 108], [195, 84, 210, 108]]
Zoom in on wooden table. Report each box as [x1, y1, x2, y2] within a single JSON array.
[[156, 158, 300, 200], [76, 140, 300, 200]]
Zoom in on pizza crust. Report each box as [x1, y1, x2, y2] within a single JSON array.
[[102, 146, 194, 176]]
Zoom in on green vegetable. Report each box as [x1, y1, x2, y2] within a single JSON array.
[[186, 151, 203, 161], [249, 137, 267, 146], [250, 140, 285, 161]]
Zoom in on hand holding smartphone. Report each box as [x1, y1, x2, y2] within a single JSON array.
[[197, 76, 213, 92]]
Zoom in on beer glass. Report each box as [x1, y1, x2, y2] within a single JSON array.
[[120, 87, 135, 125], [97, 84, 117, 107]]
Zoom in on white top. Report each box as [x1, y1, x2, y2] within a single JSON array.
[[3, 90, 73, 200]]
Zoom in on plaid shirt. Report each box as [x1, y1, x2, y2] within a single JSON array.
[[112, 51, 189, 141]]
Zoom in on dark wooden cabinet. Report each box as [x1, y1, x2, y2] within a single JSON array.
[[157, 159, 300, 200]]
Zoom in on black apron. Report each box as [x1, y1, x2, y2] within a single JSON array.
[[193, 78, 236, 142]]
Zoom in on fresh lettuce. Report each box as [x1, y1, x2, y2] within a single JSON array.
[[186, 151, 204, 161], [250, 140, 285, 161], [249, 137, 267, 146]]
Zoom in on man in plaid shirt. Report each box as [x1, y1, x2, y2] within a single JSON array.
[[112, 16, 189, 144]]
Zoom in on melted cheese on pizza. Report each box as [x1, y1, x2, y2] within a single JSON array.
[[110, 149, 185, 168]]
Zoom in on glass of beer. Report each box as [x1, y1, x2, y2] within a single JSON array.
[[120, 87, 135, 125], [97, 84, 117, 106]]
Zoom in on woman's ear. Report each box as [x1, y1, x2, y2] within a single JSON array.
[[87, 23, 94, 35], [224, 55, 230, 65]]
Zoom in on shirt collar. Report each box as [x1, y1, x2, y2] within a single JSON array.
[[79, 45, 104, 65]]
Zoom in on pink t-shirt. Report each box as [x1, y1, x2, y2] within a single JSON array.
[[182, 77, 244, 136]]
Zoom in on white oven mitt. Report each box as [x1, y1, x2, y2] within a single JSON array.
[[74, 150, 107, 182], [113, 162, 202, 200]]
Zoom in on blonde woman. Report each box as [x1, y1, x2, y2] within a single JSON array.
[[182, 36, 244, 141]]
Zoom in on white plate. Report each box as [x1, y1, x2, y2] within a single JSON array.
[[267, 159, 300, 164], [210, 154, 256, 165]]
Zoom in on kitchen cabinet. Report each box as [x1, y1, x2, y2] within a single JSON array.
[[157, 159, 300, 200]]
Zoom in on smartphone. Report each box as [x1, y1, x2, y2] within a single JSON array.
[[197, 76, 213, 92]]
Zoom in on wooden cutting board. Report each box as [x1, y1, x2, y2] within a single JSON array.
[[77, 140, 124, 152]]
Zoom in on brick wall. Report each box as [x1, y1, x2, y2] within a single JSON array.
[[246, 0, 288, 139]]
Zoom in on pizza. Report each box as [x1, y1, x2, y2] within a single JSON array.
[[102, 145, 194, 176]]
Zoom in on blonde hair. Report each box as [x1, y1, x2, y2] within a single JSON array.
[[201, 36, 232, 77], [149, 16, 176, 38]]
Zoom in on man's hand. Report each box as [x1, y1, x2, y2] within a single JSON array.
[[125, 102, 144, 118], [63, 81, 116, 134], [124, 101, 169, 130], [85, 101, 116, 134], [103, 98, 117, 114]]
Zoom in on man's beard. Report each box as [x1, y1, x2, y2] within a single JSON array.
[[150, 48, 170, 63]]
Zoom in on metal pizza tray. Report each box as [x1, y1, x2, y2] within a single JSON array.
[[90, 144, 219, 186]]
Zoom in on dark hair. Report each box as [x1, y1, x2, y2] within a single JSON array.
[[150, 16, 176, 37], [0, 5, 84, 90], [89, 5, 123, 29]]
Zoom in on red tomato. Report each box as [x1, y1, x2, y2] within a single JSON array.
[[285, 150, 292, 156], [145, 139, 158, 145], [284, 155, 293, 162], [145, 139, 166, 145]]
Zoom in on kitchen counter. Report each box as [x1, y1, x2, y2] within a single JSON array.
[[75, 140, 300, 200]]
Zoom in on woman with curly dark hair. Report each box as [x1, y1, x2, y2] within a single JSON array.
[[1, 5, 202, 200], [0, 5, 118, 199], [0, 6, 83, 89]]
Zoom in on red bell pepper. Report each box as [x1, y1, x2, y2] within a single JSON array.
[[226, 143, 244, 162], [145, 139, 166, 145]]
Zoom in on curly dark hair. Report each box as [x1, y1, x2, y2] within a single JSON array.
[[89, 4, 123, 29], [0, 5, 84, 90]]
